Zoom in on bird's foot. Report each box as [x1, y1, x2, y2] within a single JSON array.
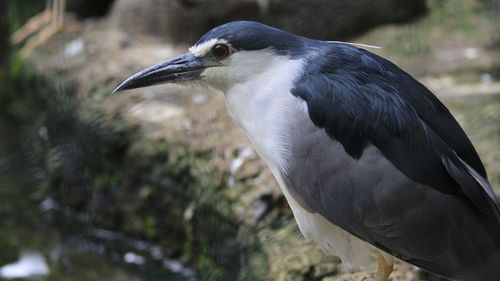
[[375, 251, 394, 281]]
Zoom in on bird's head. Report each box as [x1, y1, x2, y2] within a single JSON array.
[[113, 21, 306, 93]]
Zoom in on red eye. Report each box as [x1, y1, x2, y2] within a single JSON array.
[[212, 44, 230, 59]]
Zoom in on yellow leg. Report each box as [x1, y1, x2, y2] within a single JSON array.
[[375, 251, 394, 281]]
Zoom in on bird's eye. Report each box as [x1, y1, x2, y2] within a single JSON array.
[[211, 44, 230, 59]]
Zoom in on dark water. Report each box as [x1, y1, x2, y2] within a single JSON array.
[[0, 220, 193, 281], [0, 165, 194, 281], [0, 164, 194, 281]]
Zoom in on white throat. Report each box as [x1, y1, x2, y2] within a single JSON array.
[[222, 54, 305, 173]]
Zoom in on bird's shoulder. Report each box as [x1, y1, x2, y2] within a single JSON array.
[[290, 43, 500, 219]]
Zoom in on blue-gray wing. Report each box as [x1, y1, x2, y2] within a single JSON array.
[[287, 43, 500, 280], [290, 43, 500, 219]]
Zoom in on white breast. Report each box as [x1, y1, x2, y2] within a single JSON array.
[[223, 51, 303, 173], [222, 51, 377, 270]]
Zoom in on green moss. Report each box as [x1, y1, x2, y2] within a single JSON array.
[[143, 216, 158, 239]]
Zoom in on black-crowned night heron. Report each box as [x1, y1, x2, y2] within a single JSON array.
[[114, 21, 500, 281]]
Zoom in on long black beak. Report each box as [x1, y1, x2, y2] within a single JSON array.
[[113, 53, 207, 93]]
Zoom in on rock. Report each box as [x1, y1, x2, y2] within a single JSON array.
[[109, 0, 427, 42]]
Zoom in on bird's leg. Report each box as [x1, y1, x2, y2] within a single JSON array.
[[375, 251, 394, 281]]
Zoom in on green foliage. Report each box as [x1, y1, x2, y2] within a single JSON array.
[[144, 216, 158, 239], [0, 57, 51, 219]]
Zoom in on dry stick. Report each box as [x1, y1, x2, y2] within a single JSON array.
[[19, 0, 66, 58], [10, 0, 54, 44]]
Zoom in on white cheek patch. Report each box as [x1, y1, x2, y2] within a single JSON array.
[[200, 67, 218, 83], [189, 38, 231, 57]]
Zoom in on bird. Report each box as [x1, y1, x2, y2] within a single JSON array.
[[114, 21, 500, 281]]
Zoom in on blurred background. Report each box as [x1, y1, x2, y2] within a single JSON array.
[[0, 0, 498, 280]]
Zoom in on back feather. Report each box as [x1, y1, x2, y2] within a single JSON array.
[[291, 42, 499, 219]]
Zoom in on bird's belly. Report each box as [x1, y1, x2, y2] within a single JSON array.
[[226, 87, 385, 268], [271, 166, 377, 269]]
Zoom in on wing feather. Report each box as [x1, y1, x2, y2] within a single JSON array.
[[290, 43, 500, 219]]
